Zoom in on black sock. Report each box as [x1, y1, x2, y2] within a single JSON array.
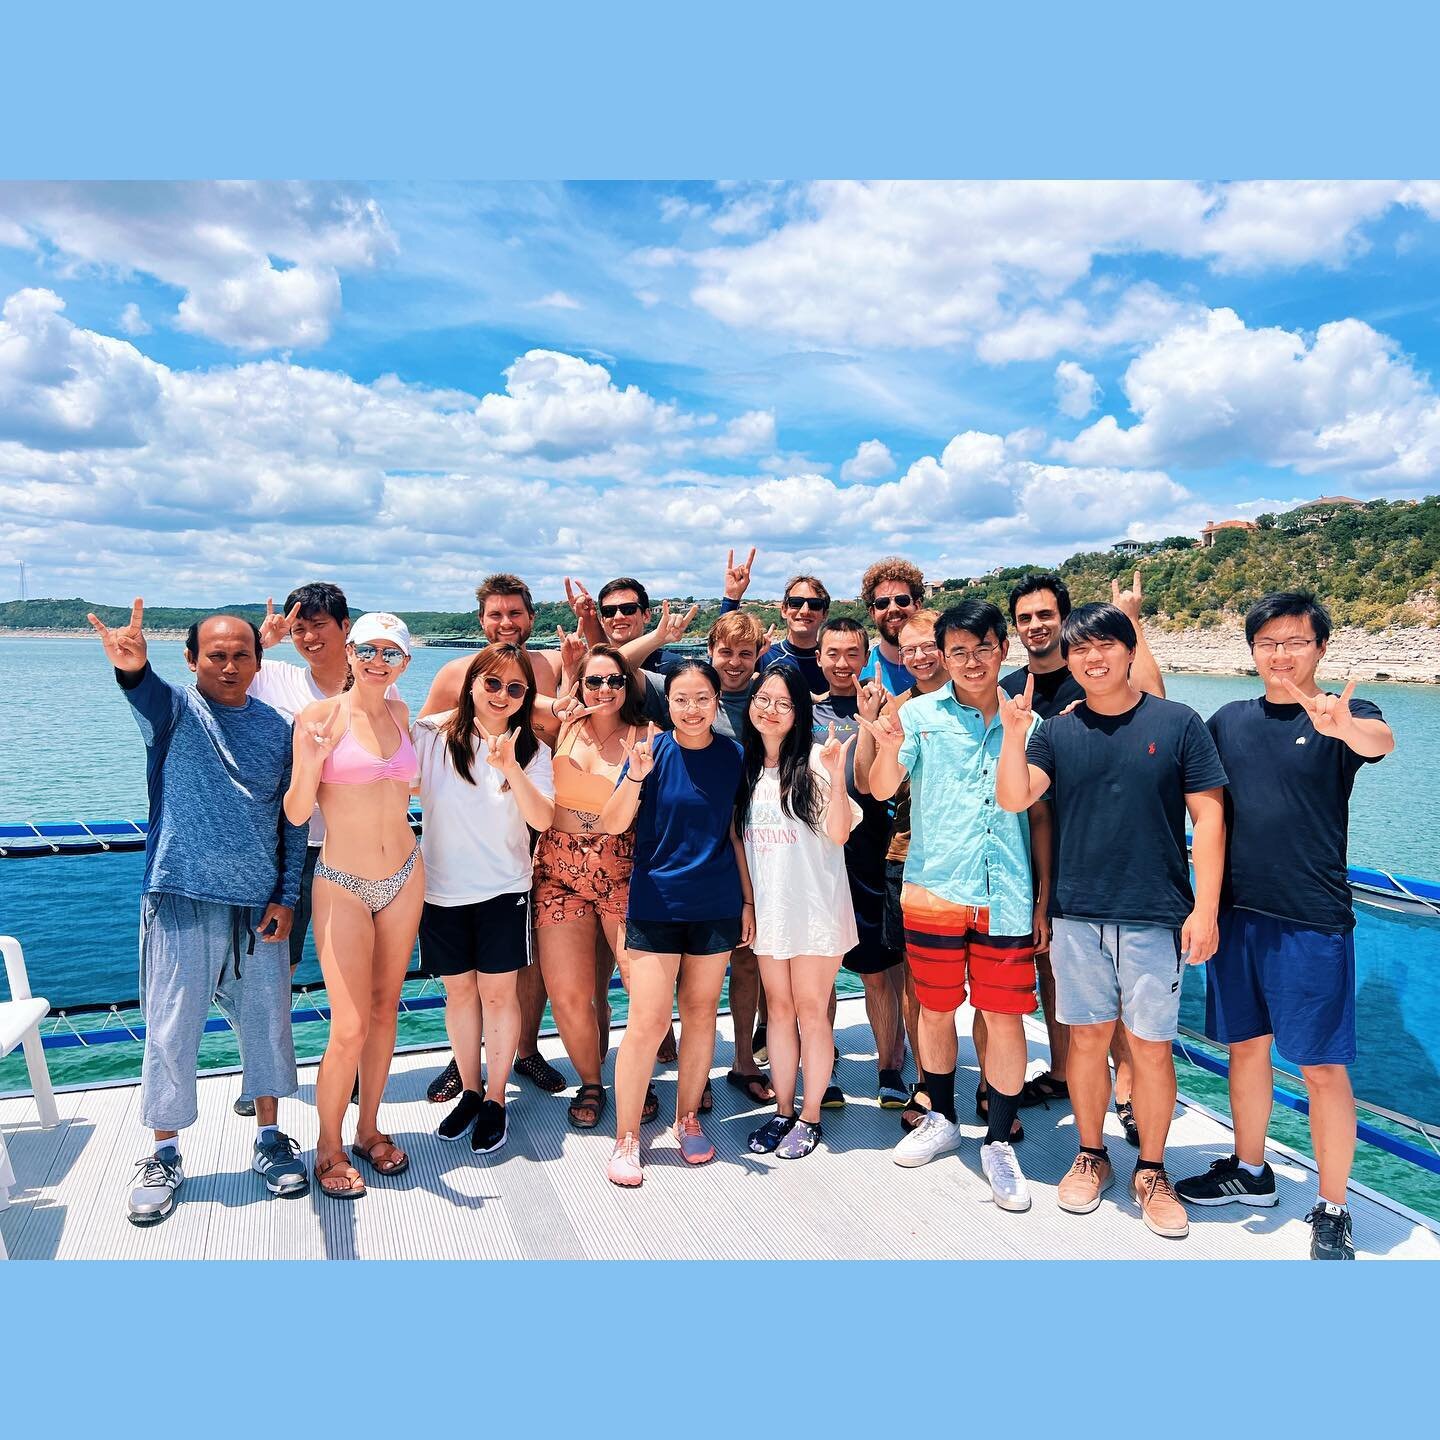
[[984, 1085, 1021, 1145], [1080, 1144, 1108, 1160], [923, 1068, 957, 1122], [1135, 1157, 1164, 1172]]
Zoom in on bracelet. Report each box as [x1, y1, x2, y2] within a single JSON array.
[[742, 899, 754, 907], [624, 773, 644, 785]]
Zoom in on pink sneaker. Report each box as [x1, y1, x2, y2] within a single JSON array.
[[675, 1112, 715, 1165], [607, 1132, 643, 1188]]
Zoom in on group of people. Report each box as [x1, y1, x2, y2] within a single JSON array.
[[86, 546, 1392, 1260]]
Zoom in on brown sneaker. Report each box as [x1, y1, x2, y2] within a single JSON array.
[[1132, 1166, 1190, 1238], [1057, 1150, 1114, 1213]]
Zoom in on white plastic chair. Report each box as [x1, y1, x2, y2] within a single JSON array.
[[0, 936, 59, 1260]]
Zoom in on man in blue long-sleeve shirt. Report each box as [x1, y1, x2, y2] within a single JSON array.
[[88, 598, 311, 1224]]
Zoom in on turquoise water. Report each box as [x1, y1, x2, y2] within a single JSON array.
[[2, 637, 1437, 1155]]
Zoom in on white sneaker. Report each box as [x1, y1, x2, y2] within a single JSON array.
[[893, 1110, 963, 1167], [980, 1140, 1032, 1212]]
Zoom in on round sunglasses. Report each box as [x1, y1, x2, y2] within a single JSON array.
[[482, 675, 529, 699]]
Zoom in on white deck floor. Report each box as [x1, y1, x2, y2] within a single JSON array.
[[2, 998, 1436, 1261]]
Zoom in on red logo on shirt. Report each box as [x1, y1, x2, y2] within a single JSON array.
[[1147, 742, 1156, 755]]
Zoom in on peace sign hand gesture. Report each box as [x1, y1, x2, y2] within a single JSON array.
[[761, 622, 780, 649], [302, 703, 347, 766], [997, 672, 1035, 736], [654, 599, 699, 645], [857, 712, 904, 756], [485, 728, 521, 773], [87, 598, 148, 672], [1282, 676, 1358, 738], [620, 721, 659, 782], [857, 676, 887, 723], [1111, 568, 1144, 623], [724, 545, 757, 601], [260, 596, 301, 650], [817, 722, 856, 785]]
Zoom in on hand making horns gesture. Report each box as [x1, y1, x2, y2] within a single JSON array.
[[723, 545, 757, 601], [87, 597, 148, 671], [555, 621, 589, 676], [817, 722, 856, 784], [551, 686, 602, 726], [857, 676, 887, 723], [856, 711, 904, 754], [564, 576, 597, 626], [485, 728, 521, 772], [259, 596, 302, 650], [1111, 568, 1144, 622], [654, 599, 700, 644], [1281, 675, 1358, 738], [620, 721, 659, 781], [997, 671, 1035, 734]]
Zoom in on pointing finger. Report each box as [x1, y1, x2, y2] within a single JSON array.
[[726, 548, 734, 571]]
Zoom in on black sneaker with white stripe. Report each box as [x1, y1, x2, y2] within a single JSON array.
[[1175, 1153, 1278, 1207]]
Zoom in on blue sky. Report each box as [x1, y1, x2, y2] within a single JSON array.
[[2, 179, 1440, 608]]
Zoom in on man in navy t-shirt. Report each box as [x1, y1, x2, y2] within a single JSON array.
[[997, 602, 1228, 1242], [1175, 592, 1393, 1261]]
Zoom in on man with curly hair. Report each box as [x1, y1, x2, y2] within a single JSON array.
[[858, 557, 926, 695]]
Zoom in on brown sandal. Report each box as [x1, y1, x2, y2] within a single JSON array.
[[351, 1133, 410, 1176], [568, 1083, 608, 1129], [315, 1152, 366, 1199]]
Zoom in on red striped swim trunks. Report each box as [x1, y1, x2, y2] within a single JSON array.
[[901, 883, 1037, 1015]]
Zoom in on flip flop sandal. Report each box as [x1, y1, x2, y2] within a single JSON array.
[[726, 1070, 775, 1104], [315, 1153, 366, 1200], [699, 1079, 714, 1114], [568, 1083, 608, 1129], [642, 1085, 660, 1124], [1019, 1072, 1070, 1108], [352, 1134, 410, 1177]]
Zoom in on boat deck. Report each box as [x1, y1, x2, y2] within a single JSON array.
[[2, 998, 1436, 1261]]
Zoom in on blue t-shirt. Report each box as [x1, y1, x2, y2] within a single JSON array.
[[759, 640, 825, 694], [860, 649, 915, 696], [626, 730, 745, 921]]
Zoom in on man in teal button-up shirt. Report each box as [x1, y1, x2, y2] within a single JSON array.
[[864, 600, 1051, 1208]]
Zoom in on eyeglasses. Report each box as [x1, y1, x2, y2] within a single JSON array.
[[482, 676, 528, 699], [899, 642, 938, 660], [870, 594, 916, 611], [944, 643, 999, 664], [783, 595, 829, 612], [352, 643, 406, 665], [750, 694, 794, 715], [1253, 638, 1317, 655], [599, 602, 643, 618], [583, 674, 627, 691], [669, 694, 717, 711]]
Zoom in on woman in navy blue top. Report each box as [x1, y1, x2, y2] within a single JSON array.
[[598, 659, 754, 1186]]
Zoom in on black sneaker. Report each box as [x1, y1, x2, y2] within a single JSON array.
[[748, 1113, 797, 1154], [1306, 1202, 1355, 1260], [1115, 1099, 1140, 1148], [878, 1069, 909, 1108], [427, 1057, 462, 1104], [821, 1082, 846, 1110], [471, 1099, 508, 1154], [438, 1089, 483, 1142], [1176, 1154, 1279, 1207], [233, 1096, 256, 1117]]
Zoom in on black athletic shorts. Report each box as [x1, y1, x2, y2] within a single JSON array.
[[420, 892, 532, 977], [624, 914, 741, 957], [881, 859, 907, 954]]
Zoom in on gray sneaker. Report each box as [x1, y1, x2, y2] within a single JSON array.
[[128, 1146, 184, 1226], [253, 1131, 309, 1197]]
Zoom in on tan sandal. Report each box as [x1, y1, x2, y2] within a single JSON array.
[[315, 1152, 366, 1199], [352, 1133, 410, 1176]]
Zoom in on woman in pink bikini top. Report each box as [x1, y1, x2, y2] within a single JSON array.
[[284, 611, 423, 1199]]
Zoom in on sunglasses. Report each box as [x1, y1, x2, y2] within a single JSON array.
[[583, 674, 628, 691], [783, 595, 829, 612], [352, 643, 406, 665], [599, 602, 644, 618], [482, 676, 529, 699], [870, 594, 916, 611]]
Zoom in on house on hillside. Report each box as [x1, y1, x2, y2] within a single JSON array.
[[1289, 495, 1366, 526], [1111, 539, 1148, 557], [1199, 518, 1259, 548]]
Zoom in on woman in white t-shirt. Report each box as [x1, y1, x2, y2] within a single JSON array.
[[412, 645, 555, 1156], [736, 662, 859, 1160]]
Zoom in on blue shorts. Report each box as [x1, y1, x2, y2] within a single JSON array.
[[625, 914, 741, 957], [1204, 910, 1356, 1066]]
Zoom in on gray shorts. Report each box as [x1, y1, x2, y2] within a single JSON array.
[[1049, 918, 1184, 1042], [139, 893, 298, 1131]]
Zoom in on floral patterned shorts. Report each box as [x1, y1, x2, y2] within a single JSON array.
[[533, 829, 634, 928]]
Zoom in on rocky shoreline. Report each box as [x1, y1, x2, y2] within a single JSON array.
[[6, 621, 1440, 682]]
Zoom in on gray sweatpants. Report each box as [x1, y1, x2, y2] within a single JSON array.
[[139, 893, 298, 1131]]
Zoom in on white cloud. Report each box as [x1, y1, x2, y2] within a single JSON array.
[[531, 290, 583, 310], [0, 182, 396, 351], [118, 302, 151, 336], [840, 439, 895, 481], [1054, 361, 1101, 420], [1055, 307, 1440, 483], [698, 409, 777, 457], [681, 180, 1440, 354]]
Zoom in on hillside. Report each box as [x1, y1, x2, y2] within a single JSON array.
[[5, 497, 1439, 637]]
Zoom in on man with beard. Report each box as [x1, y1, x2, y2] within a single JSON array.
[[858, 557, 926, 695]]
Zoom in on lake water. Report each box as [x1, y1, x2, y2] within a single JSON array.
[[2, 636, 1437, 1131]]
